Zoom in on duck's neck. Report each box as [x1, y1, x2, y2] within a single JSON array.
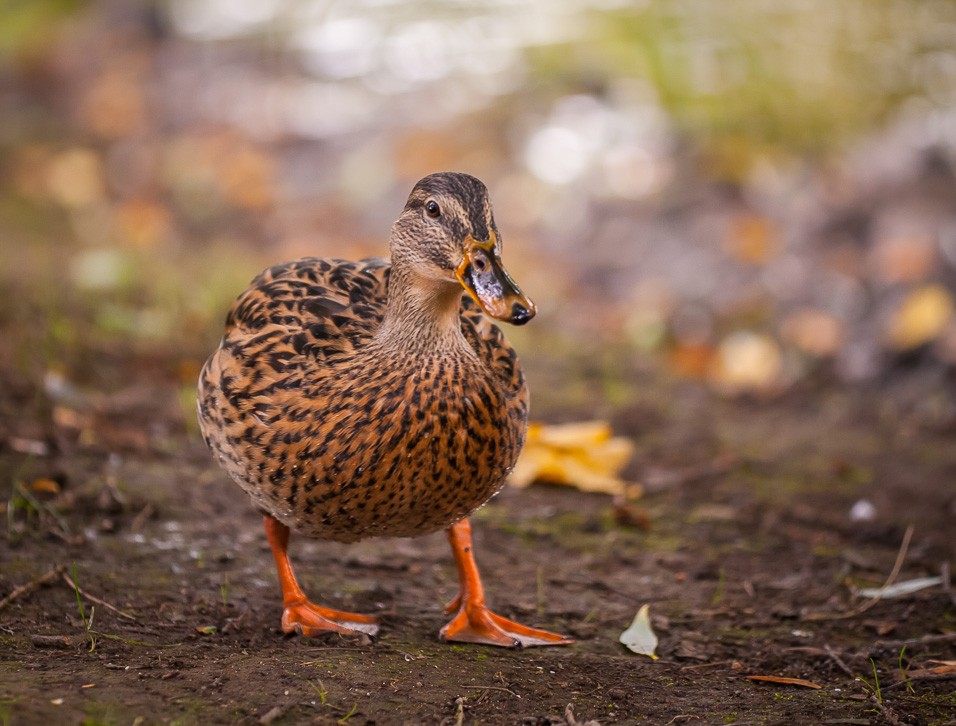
[[374, 263, 470, 355]]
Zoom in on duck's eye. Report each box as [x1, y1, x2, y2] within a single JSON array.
[[425, 200, 441, 218]]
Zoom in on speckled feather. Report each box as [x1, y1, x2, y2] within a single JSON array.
[[197, 255, 529, 543]]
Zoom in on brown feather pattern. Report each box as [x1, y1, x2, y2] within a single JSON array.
[[198, 245, 528, 542]]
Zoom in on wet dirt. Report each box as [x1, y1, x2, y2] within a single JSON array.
[[1, 354, 955, 725]]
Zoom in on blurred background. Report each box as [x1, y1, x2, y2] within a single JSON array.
[[2, 0, 956, 426]]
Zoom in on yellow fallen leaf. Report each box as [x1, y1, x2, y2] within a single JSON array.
[[510, 421, 635, 495], [887, 284, 954, 349], [531, 420, 612, 448]]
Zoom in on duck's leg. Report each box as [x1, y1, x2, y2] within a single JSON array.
[[263, 515, 379, 637], [439, 519, 573, 648]]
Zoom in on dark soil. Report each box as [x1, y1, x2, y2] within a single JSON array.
[[1, 351, 955, 725]]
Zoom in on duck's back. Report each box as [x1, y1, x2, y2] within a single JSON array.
[[198, 257, 529, 542], [223, 257, 389, 353]]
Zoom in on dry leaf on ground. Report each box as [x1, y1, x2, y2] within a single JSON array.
[[509, 421, 636, 496], [746, 675, 822, 689], [904, 660, 956, 680], [857, 576, 943, 599], [28, 478, 61, 495], [619, 603, 659, 659]]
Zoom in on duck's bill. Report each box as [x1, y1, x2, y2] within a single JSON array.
[[456, 233, 536, 325]]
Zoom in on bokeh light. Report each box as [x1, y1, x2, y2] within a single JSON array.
[[1, 0, 955, 396]]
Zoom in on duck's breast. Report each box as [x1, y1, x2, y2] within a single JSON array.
[[203, 347, 526, 541]]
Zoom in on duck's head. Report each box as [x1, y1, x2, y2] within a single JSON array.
[[392, 172, 535, 326]]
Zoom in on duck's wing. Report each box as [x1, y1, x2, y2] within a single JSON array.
[[222, 257, 390, 359], [197, 257, 392, 527], [199, 257, 390, 427]]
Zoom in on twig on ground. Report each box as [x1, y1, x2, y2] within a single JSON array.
[[884, 670, 956, 691], [0, 565, 66, 612], [868, 693, 904, 725], [805, 524, 913, 621], [61, 571, 139, 621], [873, 632, 956, 649], [462, 685, 521, 699], [824, 644, 856, 678], [12, 482, 72, 536], [258, 705, 287, 724], [681, 659, 738, 671], [48, 528, 85, 546], [130, 502, 156, 532]]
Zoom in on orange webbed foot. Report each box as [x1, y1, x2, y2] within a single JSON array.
[[281, 599, 380, 637], [440, 519, 574, 648], [264, 515, 380, 639], [440, 600, 573, 648]]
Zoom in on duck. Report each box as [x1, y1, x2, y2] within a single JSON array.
[[197, 172, 573, 648]]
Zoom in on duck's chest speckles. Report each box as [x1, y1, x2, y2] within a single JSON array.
[[242, 353, 527, 542]]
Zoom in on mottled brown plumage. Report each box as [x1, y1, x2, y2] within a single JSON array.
[[198, 172, 571, 647], [198, 257, 524, 542]]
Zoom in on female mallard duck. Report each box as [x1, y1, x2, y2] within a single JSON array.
[[198, 172, 572, 647]]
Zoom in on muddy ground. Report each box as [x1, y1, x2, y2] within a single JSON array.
[[1, 349, 955, 725]]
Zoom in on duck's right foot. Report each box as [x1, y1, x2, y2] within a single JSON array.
[[281, 599, 380, 637]]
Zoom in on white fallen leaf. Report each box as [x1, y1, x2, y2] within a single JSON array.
[[619, 603, 659, 659], [857, 576, 943, 599]]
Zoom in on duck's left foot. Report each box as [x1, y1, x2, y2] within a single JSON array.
[[440, 601, 573, 648]]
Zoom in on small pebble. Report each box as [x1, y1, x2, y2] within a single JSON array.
[[849, 499, 877, 522]]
